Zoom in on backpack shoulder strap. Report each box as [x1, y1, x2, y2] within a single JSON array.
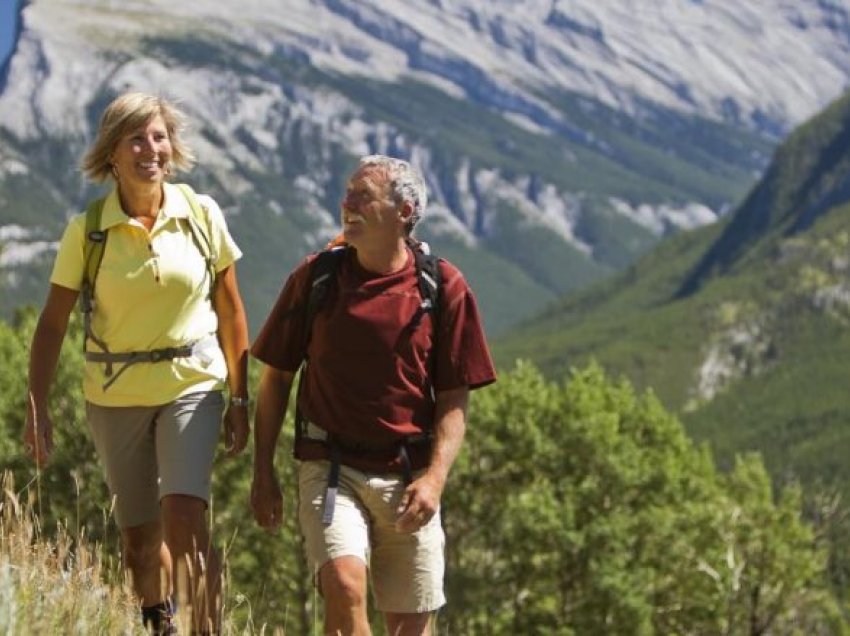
[[82, 197, 107, 293], [175, 183, 217, 298], [408, 239, 442, 333], [80, 196, 110, 354], [295, 244, 348, 442], [304, 245, 348, 351], [412, 244, 442, 409]]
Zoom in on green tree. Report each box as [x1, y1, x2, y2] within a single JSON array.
[[0, 309, 114, 545], [441, 361, 843, 635], [0, 315, 844, 634]]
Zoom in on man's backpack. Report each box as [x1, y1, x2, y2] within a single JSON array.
[[80, 184, 218, 390], [294, 238, 442, 524]]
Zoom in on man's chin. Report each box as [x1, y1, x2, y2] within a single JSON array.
[[343, 228, 363, 245]]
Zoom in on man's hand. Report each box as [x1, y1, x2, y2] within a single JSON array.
[[395, 472, 443, 534], [223, 403, 249, 457], [23, 405, 54, 467], [251, 471, 283, 530]]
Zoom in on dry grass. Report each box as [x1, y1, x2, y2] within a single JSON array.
[[0, 471, 141, 634], [0, 471, 288, 635]]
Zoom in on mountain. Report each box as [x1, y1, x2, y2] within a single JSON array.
[[496, 88, 850, 491], [2, 0, 850, 335]]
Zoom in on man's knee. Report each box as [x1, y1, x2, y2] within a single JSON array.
[[319, 556, 368, 608], [385, 611, 432, 636]]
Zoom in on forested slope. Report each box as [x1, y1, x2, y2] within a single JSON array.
[[0, 312, 843, 633]]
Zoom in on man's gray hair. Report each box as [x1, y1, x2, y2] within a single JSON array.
[[359, 154, 427, 233]]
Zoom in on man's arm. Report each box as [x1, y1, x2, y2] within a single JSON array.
[[251, 365, 295, 529], [396, 385, 469, 533]]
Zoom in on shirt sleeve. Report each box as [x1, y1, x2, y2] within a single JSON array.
[[251, 257, 313, 372], [197, 194, 242, 272], [434, 261, 497, 392], [49, 214, 86, 291]]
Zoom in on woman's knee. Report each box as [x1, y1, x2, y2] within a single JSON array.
[[161, 494, 212, 551], [121, 520, 163, 564], [161, 494, 207, 528]]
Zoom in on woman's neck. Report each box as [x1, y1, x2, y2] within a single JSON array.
[[118, 182, 163, 220]]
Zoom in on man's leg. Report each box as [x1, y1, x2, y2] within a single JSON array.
[[298, 461, 374, 635], [319, 555, 371, 635], [384, 611, 432, 636], [369, 473, 445, 626]]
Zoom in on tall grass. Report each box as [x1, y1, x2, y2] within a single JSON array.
[[0, 471, 140, 634], [0, 471, 287, 635]]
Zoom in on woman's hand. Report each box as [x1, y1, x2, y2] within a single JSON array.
[[223, 402, 249, 457], [24, 400, 54, 467]]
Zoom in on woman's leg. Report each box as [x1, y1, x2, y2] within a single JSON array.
[[161, 494, 221, 632], [156, 392, 224, 632], [86, 400, 170, 629], [120, 519, 170, 606]]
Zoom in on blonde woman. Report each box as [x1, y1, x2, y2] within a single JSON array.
[[24, 92, 249, 634]]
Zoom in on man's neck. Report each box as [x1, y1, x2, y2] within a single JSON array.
[[353, 237, 408, 275]]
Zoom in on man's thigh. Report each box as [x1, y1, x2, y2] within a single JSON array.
[[366, 472, 446, 614], [297, 461, 446, 613]]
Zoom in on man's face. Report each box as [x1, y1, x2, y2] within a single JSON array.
[[340, 166, 401, 247]]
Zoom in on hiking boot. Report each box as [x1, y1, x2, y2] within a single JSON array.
[[141, 600, 177, 635]]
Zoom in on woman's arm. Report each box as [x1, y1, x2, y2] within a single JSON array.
[[212, 263, 250, 456], [25, 283, 79, 466]]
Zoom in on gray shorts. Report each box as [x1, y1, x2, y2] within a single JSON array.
[[86, 391, 224, 528], [298, 460, 446, 614]]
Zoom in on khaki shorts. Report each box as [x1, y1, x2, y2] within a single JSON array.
[[86, 391, 224, 528], [298, 460, 446, 614]]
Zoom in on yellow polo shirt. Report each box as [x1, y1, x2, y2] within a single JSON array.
[[50, 183, 242, 407]]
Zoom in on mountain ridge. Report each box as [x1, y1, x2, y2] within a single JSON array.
[[495, 87, 850, 493], [2, 0, 849, 334]]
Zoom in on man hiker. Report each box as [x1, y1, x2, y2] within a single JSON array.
[[250, 154, 496, 635]]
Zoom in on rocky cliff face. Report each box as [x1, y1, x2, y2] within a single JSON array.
[[2, 0, 850, 333]]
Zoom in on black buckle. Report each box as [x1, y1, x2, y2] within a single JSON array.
[[149, 348, 175, 362]]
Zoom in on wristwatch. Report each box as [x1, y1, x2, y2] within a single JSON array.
[[230, 395, 250, 408]]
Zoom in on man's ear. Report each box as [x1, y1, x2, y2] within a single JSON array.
[[399, 200, 414, 221]]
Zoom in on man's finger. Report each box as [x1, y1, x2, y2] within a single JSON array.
[[396, 486, 415, 514]]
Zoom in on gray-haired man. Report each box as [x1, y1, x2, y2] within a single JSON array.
[[251, 155, 496, 634]]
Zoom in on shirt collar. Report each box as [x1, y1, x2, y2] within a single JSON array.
[[98, 183, 191, 230]]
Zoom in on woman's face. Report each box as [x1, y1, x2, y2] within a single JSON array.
[[110, 114, 172, 187]]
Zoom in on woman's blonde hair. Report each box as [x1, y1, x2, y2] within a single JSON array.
[[81, 92, 196, 183]]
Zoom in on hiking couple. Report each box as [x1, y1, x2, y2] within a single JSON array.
[[23, 91, 496, 635]]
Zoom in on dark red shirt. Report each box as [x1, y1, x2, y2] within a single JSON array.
[[251, 247, 496, 469]]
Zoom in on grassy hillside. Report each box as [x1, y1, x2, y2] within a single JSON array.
[[495, 90, 850, 498]]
